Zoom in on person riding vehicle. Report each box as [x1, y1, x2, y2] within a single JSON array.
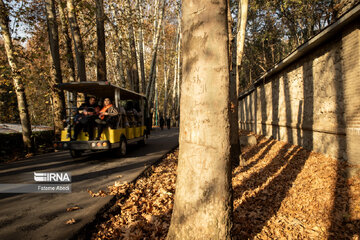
[[72, 96, 99, 140], [95, 98, 118, 140]]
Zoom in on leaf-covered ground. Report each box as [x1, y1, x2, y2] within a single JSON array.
[[90, 133, 360, 239]]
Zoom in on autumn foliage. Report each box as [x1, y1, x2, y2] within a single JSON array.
[[88, 133, 360, 239]]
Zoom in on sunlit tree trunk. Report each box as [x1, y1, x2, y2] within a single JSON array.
[[0, 0, 33, 152], [176, 21, 181, 126], [45, 0, 65, 140], [172, 27, 178, 125], [236, 0, 248, 84], [167, 0, 232, 239], [58, 1, 75, 83], [96, 0, 107, 82], [145, 0, 165, 100], [163, 27, 169, 119], [136, 0, 146, 93], [67, 0, 86, 82]]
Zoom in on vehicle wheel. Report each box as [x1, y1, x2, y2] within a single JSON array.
[[138, 132, 147, 146], [70, 149, 82, 158], [115, 138, 127, 157]]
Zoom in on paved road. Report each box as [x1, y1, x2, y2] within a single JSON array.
[[0, 128, 178, 240]]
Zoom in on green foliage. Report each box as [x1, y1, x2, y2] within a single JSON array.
[[236, 0, 337, 91]]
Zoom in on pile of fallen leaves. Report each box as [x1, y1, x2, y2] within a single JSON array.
[[91, 151, 178, 239], [90, 133, 360, 239]]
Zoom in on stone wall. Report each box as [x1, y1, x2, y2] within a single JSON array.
[[238, 6, 360, 176]]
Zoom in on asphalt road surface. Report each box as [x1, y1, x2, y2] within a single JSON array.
[[0, 128, 179, 240]]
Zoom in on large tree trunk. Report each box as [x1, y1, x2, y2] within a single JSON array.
[[166, 0, 232, 239], [58, 1, 76, 83], [96, 0, 107, 82], [145, 0, 165, 100], [67, 0, 86, 82], [0, 0, 33, 152], [45, 0, 66, 140], [136, 0, 146, 93]]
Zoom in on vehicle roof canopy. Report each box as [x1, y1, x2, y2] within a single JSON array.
[[57, 82, 146, 100]]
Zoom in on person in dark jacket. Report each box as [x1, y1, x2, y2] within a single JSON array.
[[166, 117, 171, 129], [160, 116, 165, 130], [73, 97, 99, 140]]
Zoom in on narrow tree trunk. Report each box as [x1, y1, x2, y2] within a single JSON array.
[[45, 0, 65, 140], [125, 0, 140, 92], [67, 0, 86, 82], [167, 0, 232, 239], [0, 0, 33, 152], [136, 0, 146, 93], [176, 25, 181, 125], [96, 0, 107, 82], [163, 27, 168, 119], [58, 1, 76, 83], [110, 5, 127, 87], [145, 0, 165, 100], [236, 0, 248, 94], [234, 0, 248, 166], [172, 28, 178, 124], [228, 0, 241, 166]]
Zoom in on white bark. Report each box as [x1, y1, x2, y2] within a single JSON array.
[[167, 0, 232, 238]]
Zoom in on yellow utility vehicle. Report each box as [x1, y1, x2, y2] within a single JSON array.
[[54, 81, 149, 158]]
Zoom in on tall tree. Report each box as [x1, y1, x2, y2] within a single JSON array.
[[96, 0, 107, 82], [167, 0, 232, 239], [236, 0, 248, 93], [58, 1, 75, 83], [67, 0, 86, 82], [0, 0, 33, 152], [145, 0, 165, 100], [229, 0, 248, 166], [136, 0, 146, 93], [109, 3, 127, 87], [125, 0, 139, 91], [44, 0, 66, 140]]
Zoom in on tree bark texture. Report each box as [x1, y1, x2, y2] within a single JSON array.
[[96, 0, 107, 82], [58, 1, 76, 83], [45, 0, 66, 140], [0, 0, 33, 152], [166, 0, 232, 239], [67, 0, 87, 82]]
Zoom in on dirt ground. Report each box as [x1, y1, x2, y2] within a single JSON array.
[[90, 132, 360, 239]]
